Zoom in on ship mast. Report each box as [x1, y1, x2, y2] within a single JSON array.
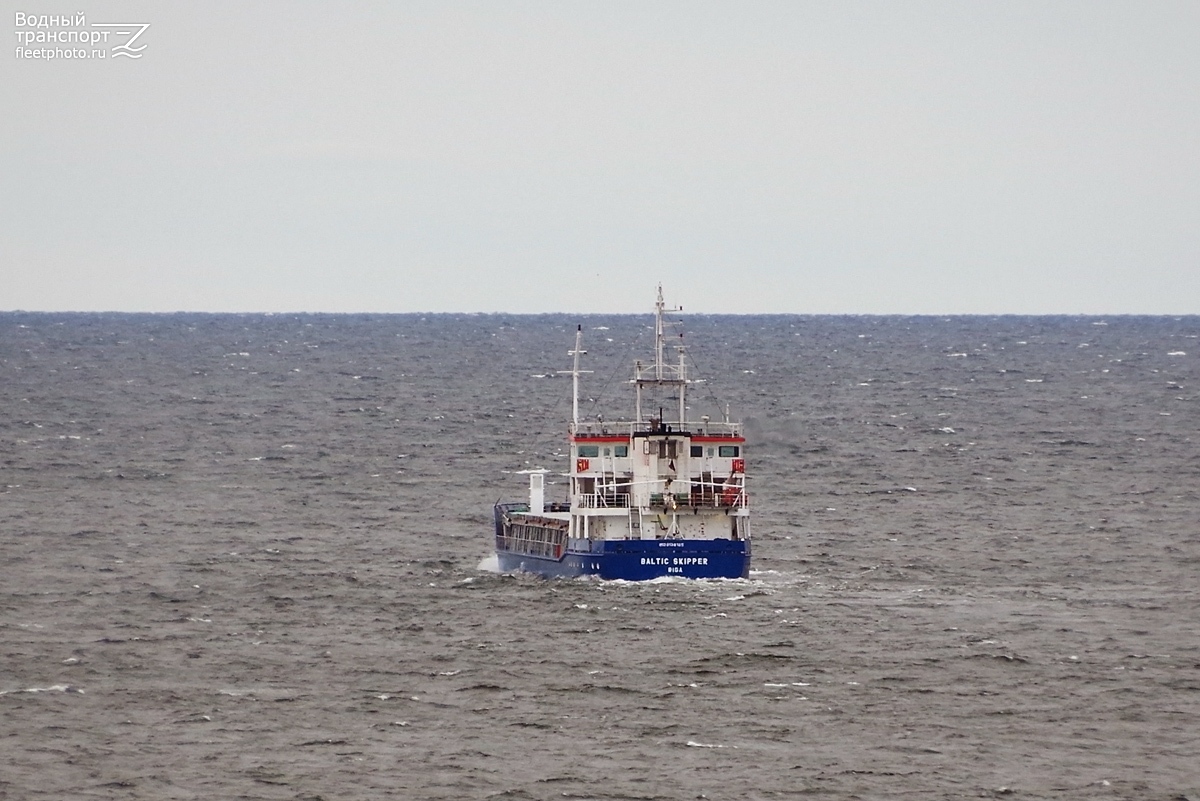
[[635, 284, 688, 426], [559, 325, 591, 429]]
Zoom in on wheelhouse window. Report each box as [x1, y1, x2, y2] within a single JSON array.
[[690, 445, 703, 457], [718, 445, 740, 457], [577, 445, 600, 458], [614, 445, 628, 457]]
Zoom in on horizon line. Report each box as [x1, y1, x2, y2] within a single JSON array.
[[3, 308, 1198, 318]]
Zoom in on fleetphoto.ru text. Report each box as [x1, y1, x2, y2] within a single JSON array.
[[14, 11, 149, 60]]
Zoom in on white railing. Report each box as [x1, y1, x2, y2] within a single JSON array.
[[569, 419, 743, 438], [575, 493, 633, 508], [574, 490, 747, 510], [574, 477, 747, 511]]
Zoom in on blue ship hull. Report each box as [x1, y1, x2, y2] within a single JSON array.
[[496, 537, 750, 580]]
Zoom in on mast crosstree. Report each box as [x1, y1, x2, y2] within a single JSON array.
[[635, 283, 690, 425]]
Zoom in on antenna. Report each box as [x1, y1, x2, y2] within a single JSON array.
[[558, 325, 592, 428]]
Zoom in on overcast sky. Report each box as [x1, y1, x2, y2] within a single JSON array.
[[3, 1, 1197, 314]]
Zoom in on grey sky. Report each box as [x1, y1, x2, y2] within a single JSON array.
[[3, 1, 1197, 313]]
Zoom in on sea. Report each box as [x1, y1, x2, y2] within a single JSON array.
[[2, 312, 1198, 800]]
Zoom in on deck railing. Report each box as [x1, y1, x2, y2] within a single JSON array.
[[651, 490, 747, 509], [576, 493, 633, 508], [570, 420, 743, 438], [573, 488, 747, 510]]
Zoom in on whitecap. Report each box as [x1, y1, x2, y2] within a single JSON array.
[[477, 555, 500, 573], [0, 684, 82, 695]]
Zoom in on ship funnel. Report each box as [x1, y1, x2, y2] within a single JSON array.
[[527, 471, 545, 514], [517, 468, 549, 514]]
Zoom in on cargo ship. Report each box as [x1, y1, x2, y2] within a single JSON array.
[[493, 287, 750, 579]]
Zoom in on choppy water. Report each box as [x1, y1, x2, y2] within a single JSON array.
[[2, 312, 1199, 800]]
